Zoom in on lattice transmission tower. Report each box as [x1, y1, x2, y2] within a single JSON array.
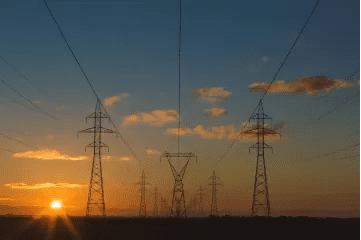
[[160, 193, 169, 217], [209, 171, 223, 215], [78, 99, 117, 217], [242, 100, 280, 217], [160, 152, 197, 218], [152, 185, 159, 217], [197, 186, 205, 215], [136, 170, 150, 217]]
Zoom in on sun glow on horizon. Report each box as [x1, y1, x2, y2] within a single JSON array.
[[51, 201, 62, 209]]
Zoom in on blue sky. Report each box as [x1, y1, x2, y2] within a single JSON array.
[[0, 0, 359, 216]]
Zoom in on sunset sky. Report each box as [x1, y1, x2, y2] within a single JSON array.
[[0, 0, 359, 217]]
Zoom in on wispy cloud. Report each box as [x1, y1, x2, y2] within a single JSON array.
[[104, 93, 129, 107], [193, 124, 236, 140], [45, 135, 54, 141], [248, 76, 359, 96], [166, 123, 282, 141], [204, 108, 228, 117], [13, 149, 88, 161], [55, 105, 65, 111], [193, 87, 232, 104], [0, 198, 14, 201], [5, 183, 87, 190], [103, 155, 131, 161], [262, 56, 268, 63], [145, 149, 162, 156], [122, 110, 178, 126], [166, 128, 193, 136]]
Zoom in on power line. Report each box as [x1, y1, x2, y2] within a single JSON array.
[[213, 0, 321, 168], [310, 91, 359, 125], [0, 94, 40, 113], [0, 54, 51, 98], [0, 77, 62, 123], [260, 0, 321, 101], [178, 0, 182, 156], [315, 143, 359, 158], [43, 0, 142, 167], [308, 68, 359, 125], [333, 155, 359, 161], [0, 132, 38, 149], [0, 147, 18, 153]]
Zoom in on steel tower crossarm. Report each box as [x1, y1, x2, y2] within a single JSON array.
[[160, 152, 196, 218], [241, 100, 280, 217], [78, 100, 117, 217]]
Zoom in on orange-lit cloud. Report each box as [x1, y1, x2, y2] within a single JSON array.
[[204, 108, 228, 117], [166, 124, 281, 141], [166, 128, 193, 136], [104, 93, 129, 107], [193, 87, 232, 104], [55, 105, 65, 111], [5, 183, 87, 190], [145, 149, 162, 156], [193, 88, 232, 97], [122, 110, 178, 126], [45, 135, 54, 141], [13, 149, 88, 161], [193, 124, 236, 140], [0, 198, 14, 201], [248, 76, 359, 96], [102, 155, 130, 161]]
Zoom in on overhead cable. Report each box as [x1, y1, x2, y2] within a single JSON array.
[[43, 0, 142, 166], [0, 54, 50, 98], [0, 77, 62, 123], [213, 0, 321, 168], [0, 132, 38, 149]]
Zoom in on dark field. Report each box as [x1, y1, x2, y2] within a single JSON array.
[[0, 215, 358, 240]]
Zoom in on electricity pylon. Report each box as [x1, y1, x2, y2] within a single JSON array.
[[160, 194, 169, 217], [191, 196, 197, 215], [160, 152, 197, 218], [78, 99, 117, 217], [197, 186, 205, 215], [242, 100, 280, 217], [136, 170, 150, 217], [209, 170, 223, 215], [152, 185, 159, 217], [186, 194, 197, 216]]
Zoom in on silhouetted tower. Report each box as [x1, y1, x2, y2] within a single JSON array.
[[209, 170, 223, 215], [78, 99, 117, 217], [191, 196, 197, 214], [160, 194, 169, 217], [160, 152, 197, 218], [242, 100, 280, 217], [152, 185, 159, 217], [197, 186, 205, 215], [186, 194, 197, 214], [136, 170, 150, 217]]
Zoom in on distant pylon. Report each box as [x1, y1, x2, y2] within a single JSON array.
[[197, 186, 205, 215], [187, 194, 197, 215], [242, 100, 280, 217], [160, 194, 169, 217], [136, 170, 150, 217], [191, 196, 197, 214], [78, 99, 117, 217], [152, 185, 159, 217], [160, 152, 197, 218], [209, 171, 223, 215]]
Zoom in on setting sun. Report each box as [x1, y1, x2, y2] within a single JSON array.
[[51, 201, 62, 209]]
